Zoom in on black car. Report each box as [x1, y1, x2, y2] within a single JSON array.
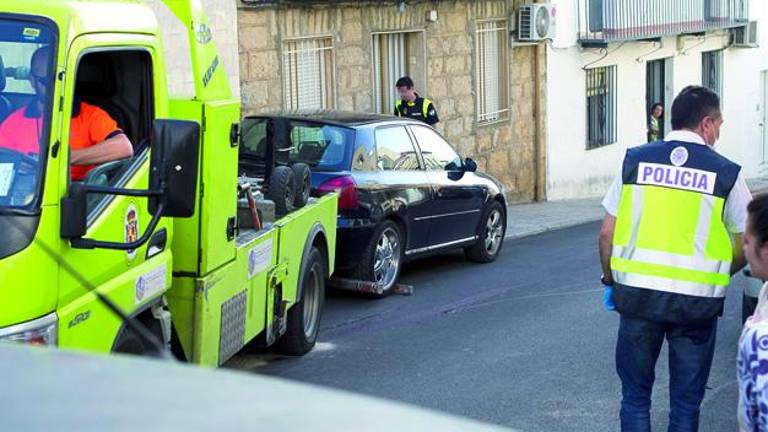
[[240, 111, 508, 294]]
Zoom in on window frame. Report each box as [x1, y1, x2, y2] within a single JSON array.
[[407, 124, 463, 171], [702, 49, 723, 98], [281, 35, 337, 111], [585, 65, 618, 150], [474, 18, 510, 125], [70, 47, 156, 225], [373, 124, 424, 172], [370, 30, 428, 115]]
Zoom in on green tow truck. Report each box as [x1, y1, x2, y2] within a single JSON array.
[[0, 0, 337, 366]]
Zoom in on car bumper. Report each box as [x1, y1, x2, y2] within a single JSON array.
[[335, 217, 377, 272]]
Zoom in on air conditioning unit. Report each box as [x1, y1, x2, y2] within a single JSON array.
[[731, 21, 759, 48], [518, 3, 557, 42]]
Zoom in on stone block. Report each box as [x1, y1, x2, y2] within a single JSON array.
[[337, 46, 368, 67], [450, 75, 473, 96], [429, 77, 449, 98], [428, 57, 444, 77], [354, 91, 373, 111], [238, 10, 268, 27], [445, 119, 465, 139], [241, 80, 270, 109], [445, 13, 466, 32], [239, 27, 271, 52], [249, 51, 279, 81], [445, 56, 466, 75], [438, 98, 455, 119], [341, 21, 364, 43]]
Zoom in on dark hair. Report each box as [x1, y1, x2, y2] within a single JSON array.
[[396, 76, 414, 89], [649, 102, 663, 117], [671, 85, 720, 130], [748, 193, 768, 247]]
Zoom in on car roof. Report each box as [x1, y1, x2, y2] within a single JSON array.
[[245, 110, 425, 128], [0, 344, 518, 432]]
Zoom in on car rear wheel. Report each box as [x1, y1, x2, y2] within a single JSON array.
[[352, 220, 403, 298], [465, 201, 506, 263]]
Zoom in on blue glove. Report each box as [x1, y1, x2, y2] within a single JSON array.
[[603, 285, 616, 311]]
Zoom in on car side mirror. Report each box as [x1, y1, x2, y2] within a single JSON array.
[[464, 158, 478, 172], [149, 119, 201, 217]]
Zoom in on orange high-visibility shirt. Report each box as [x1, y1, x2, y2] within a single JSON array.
[[0, 101, 121, 181], [68, 101, 121, 181]]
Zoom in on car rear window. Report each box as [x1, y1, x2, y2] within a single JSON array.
[[240, 118, 354, 172], [288, 122, 354, 171]]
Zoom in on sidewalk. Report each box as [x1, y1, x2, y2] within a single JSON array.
[[505, 177, 768, 240]]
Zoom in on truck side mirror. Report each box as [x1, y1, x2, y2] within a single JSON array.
[[149, 119, 201, 217]]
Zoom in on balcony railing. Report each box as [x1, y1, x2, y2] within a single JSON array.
[[578, 0, 749, 46]]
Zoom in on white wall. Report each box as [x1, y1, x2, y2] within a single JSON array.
[[144, 0, 240, 98], [546, 0, 768, 200]]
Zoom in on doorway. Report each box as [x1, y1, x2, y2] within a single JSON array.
[[646, 58, 673, 139]]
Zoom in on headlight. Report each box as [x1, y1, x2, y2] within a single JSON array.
[[0, 313, 57, 346]]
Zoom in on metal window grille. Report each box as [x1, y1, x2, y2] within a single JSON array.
[[702, 50, 723, 97], [586, 65, 618, 149], [475, 20, 509, 123], [282, 37, 335, 110]]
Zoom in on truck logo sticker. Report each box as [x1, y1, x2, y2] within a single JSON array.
[[248, 239, 273, 279], [22, 27, 40, 41], [125, 204, 139, 261], [68, 311, 91, 328], [135, 264, 167, 304], [202, 55, 219, 88], [195, 23, 213, 45]]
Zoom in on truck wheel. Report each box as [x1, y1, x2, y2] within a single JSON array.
[[465, 201, 506, 263], [291, 163, 311, 208], [267, 166, 295, 216], [351, 220, 403, 298], [275, 246, 325, 355]]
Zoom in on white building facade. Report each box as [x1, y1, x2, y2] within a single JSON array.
[[545, 0, 767, 200]]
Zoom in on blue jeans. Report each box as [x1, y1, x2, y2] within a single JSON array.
[[616, 314, 717, 432]]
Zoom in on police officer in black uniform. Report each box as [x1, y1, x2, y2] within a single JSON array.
[[393, 76, 439, 126]]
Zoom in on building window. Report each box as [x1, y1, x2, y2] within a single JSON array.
[[372, 32, 426, 114], [586, 65, 617, 149], [702, 50, 723, 97], [475, 20, 509, 123], [282, 37, 335, 110]]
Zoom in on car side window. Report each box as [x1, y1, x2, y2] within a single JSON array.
[[410, 126, 463, 171], [374, 126, 421, 171]]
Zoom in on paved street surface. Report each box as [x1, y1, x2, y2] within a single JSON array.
[[226, 222, 746, 431]]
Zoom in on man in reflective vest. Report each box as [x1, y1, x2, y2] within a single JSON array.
[[598, 85, 751, 431], [393, 76, 439, 126]]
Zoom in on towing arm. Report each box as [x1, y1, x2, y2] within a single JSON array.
[[161, 0, 232, 101]]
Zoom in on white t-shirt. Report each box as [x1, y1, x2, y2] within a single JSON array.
[[601, 130, 752, 233]]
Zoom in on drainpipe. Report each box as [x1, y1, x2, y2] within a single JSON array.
[[533, 43, 547, 202]]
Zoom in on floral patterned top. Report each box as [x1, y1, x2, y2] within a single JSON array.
[[739, 282, 768, 432]]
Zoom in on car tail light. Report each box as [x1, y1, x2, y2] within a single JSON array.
[[317, 175, 359, 210]]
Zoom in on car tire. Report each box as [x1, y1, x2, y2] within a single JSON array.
[[267, 166, 295, 216], [291, 163, 311, 209], [465, 200, 506, 263], [351, 220, 403, 298], [275, 246, 325, 355]]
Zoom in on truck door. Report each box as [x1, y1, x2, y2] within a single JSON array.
[[56, 41, 172, 353]]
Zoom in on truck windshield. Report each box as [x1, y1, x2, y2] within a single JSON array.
[[0, 19, 54, 211]]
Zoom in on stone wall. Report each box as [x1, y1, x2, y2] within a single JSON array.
[[238, 0, 546, 202], [146, 0, 241, 97]]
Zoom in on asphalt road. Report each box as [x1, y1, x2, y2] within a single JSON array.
[[226, 222, 746, 431]]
